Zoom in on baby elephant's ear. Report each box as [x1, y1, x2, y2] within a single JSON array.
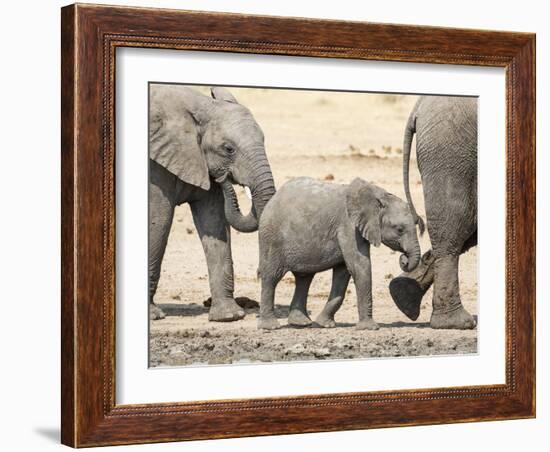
[[345, 178, 382, 247]]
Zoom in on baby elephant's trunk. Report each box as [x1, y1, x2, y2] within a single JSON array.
[[399, 238, 421, 273]]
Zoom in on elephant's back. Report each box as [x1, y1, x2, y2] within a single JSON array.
[[416, 97, 477, 149], [259, 177, 346, 272], [261, 177, 344, 226]]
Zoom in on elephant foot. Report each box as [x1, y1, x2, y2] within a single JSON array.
[[208, 298, 245, 322], [356, 319, 380, 331], [389, 250, 434, 320], [288, 309, 312, 327], [204, 296, 259, 310], [149, 303, 166, 320], [430, 305, 476, 330], [314, 314, 336, 328], [258, 315, 281, 330], [389, 276, 424, 321]]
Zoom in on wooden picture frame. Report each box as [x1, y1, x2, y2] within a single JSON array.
[[61, 3, 535, 447]]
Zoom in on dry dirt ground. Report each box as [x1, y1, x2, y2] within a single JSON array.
[[149, 87, 477, 367]]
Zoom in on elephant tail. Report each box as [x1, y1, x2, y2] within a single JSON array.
[[403, 111, 425, 235]]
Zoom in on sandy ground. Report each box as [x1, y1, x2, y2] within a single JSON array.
[[149, 87, 477, 367]]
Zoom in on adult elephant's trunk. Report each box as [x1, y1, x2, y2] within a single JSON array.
[[219, 181, 259, 232], [399, 235, 421, 273], [219, 156, 276, 233]]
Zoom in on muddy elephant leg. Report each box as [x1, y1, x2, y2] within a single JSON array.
[[190, 186, 244, 322], [389, 250, 435, 320], [258, 272, 283, 330], [315, 265, 351, 328], [430, 254, 476, 329], [148, 179, 176, 321], [288, 273, 314, 327]]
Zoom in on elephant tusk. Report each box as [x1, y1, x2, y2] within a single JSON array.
[[244, 186, 252, 200]]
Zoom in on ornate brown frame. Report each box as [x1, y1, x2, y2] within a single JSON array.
[[61, 3, 536, 447]]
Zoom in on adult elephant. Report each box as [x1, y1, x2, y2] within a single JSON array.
[[389, 96, 477, 330], [149, 85, 275, 322]]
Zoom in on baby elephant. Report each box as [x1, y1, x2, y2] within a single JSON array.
[[257, 177, 422, 330]]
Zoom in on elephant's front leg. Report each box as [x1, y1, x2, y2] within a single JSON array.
[[351, 262, 380, 331], [148, 178, 176, 321], [340, 231, 379, 330], [430, 255, 476, 329], [190, 186, 245, 322]]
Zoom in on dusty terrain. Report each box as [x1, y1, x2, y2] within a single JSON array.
[[149, 87, 477, 367]]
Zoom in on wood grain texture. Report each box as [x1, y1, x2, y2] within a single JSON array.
[[60, 3, 536, 447], [60, 5, 76, 447]]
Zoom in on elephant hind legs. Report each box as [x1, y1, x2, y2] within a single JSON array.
[[389, 250, 476, 329], [430, 305, 476, 330], [258, 271, 284, 330], [315, 265, 350, 328], [288, 273, 314, 327], [430, 255, 476, 330], [389, 250, 435, 321]]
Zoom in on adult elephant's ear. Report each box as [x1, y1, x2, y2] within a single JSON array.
[[149, 85, 210, 191], [345, 178, 382, 247], [210, 86, 238, 103]]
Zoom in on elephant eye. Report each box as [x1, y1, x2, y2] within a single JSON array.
[[395, 225, 404, 234], [223, 143, 236, 154]]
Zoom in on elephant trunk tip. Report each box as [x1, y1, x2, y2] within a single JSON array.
[[399, 253, 419, 273], [399, 254, 409, 272]]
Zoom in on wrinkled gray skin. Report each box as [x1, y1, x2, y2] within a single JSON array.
[[149, 85, 275, 322], [257, 177, 422, 330], [390, 96, 477, 330]]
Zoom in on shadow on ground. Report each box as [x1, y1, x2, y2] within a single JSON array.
[[157, 303, 208, 317], [379, 314, 478, 330]]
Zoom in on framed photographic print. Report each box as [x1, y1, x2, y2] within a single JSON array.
[[61, 3, 536, 447]]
